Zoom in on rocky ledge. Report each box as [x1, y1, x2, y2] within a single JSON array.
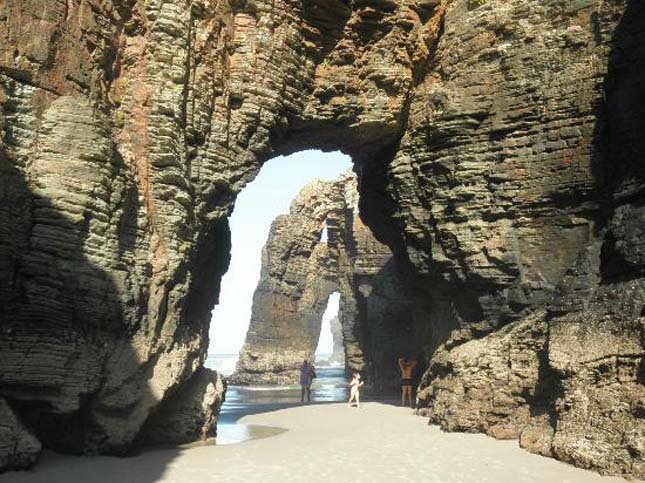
[[417, 279, 644, 478]]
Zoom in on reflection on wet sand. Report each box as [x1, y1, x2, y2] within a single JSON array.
[[182, 425, 287, 447], [216, 424, 287, 445], [214, 366, 349, 444]]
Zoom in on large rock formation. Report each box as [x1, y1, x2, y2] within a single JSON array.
[[0, 0, 642, 477], [0, 398, 41, 470], [409, 1, 645, 479], [234, 174, 362, 384], [417, 280, 645, 478], [136, 367, 225, 446], [233, 173, 420, 386], [327, 315, 345, 365]]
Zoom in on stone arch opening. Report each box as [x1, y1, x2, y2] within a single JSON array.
[[206, 150, 352, 376], [229, 168, 361, 385], [320, 221, 329, 244], [229, 166, 423, 387]]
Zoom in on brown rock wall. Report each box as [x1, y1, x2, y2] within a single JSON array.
[[0, 0, 642, 477], [413, 2, 644, 479], [365, 0, 623, 323]]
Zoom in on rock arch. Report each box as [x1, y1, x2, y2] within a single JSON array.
[[0, 0, 642, 478], [232, 172, 421, 386]]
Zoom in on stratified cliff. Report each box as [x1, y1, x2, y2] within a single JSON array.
[[405, 2, 644, 478], [0, 0, 642, 478], [1, 0, 427, 465], [234, 174, 362, 384]]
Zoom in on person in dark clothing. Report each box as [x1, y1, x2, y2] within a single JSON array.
[[299, 360, 316, 402], [398, 356, 418, 407]]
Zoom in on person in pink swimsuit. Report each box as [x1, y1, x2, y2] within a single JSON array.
[[347, 372, 364, 408]]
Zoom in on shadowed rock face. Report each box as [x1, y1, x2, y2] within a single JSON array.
[[415, 2, 645, 479], [0, 397, 41, 470], [0, 0, 642, 477], [136, 367, 226, 446]]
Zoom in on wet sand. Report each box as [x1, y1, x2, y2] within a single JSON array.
[[1, 401, 631, 483]]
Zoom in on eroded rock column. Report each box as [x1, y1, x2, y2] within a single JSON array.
[[234, 173, 357, 384]]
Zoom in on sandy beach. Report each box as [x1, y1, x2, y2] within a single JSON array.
[[0, 400, 631, 483]]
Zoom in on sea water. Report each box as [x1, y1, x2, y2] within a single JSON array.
[[206, 354, 349, 444]]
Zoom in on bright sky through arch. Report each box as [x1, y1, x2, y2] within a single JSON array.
[[209, 150, 352, 355]]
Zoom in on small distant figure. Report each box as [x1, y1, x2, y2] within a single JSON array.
[[347, 372, 364, 408], [398, 356, 418, 407], [299, 360, 316, 402]]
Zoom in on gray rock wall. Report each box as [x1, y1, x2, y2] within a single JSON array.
[[136, 368, 225, 446], [0, 0, 642, 477], [0, 398, 41, 470], [413, 2, 645, 479]]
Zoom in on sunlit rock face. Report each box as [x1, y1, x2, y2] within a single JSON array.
[[233, 174, 362, 385], [233, 173, 421, 386], [0, 0, 642, 477], [410, 2, 645, 479], [327, 315, 345, 365]]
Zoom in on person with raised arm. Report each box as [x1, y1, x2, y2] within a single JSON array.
[[398, 356, 418, 407], [347, 372, 364, 408]]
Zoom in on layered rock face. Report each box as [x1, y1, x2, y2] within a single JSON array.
[[0, 0, 642, 477], [417, 280, 644, 478], [0, 398, 41, 470], [327, 315, 345, 365], [234, 174, 360, 384], [136, 368, 225, 446], [406, 2, 645, 478], [234, 173, 420, 386], [1, 0, 432, 469]]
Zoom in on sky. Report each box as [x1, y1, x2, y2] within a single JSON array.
[[209, 150, 352, 355]]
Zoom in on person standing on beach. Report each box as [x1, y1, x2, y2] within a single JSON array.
[[299, 360, 316, 402], [348, 372, 364, 408], [309, 361, 316, 397], [398, 356, 418, 407]]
